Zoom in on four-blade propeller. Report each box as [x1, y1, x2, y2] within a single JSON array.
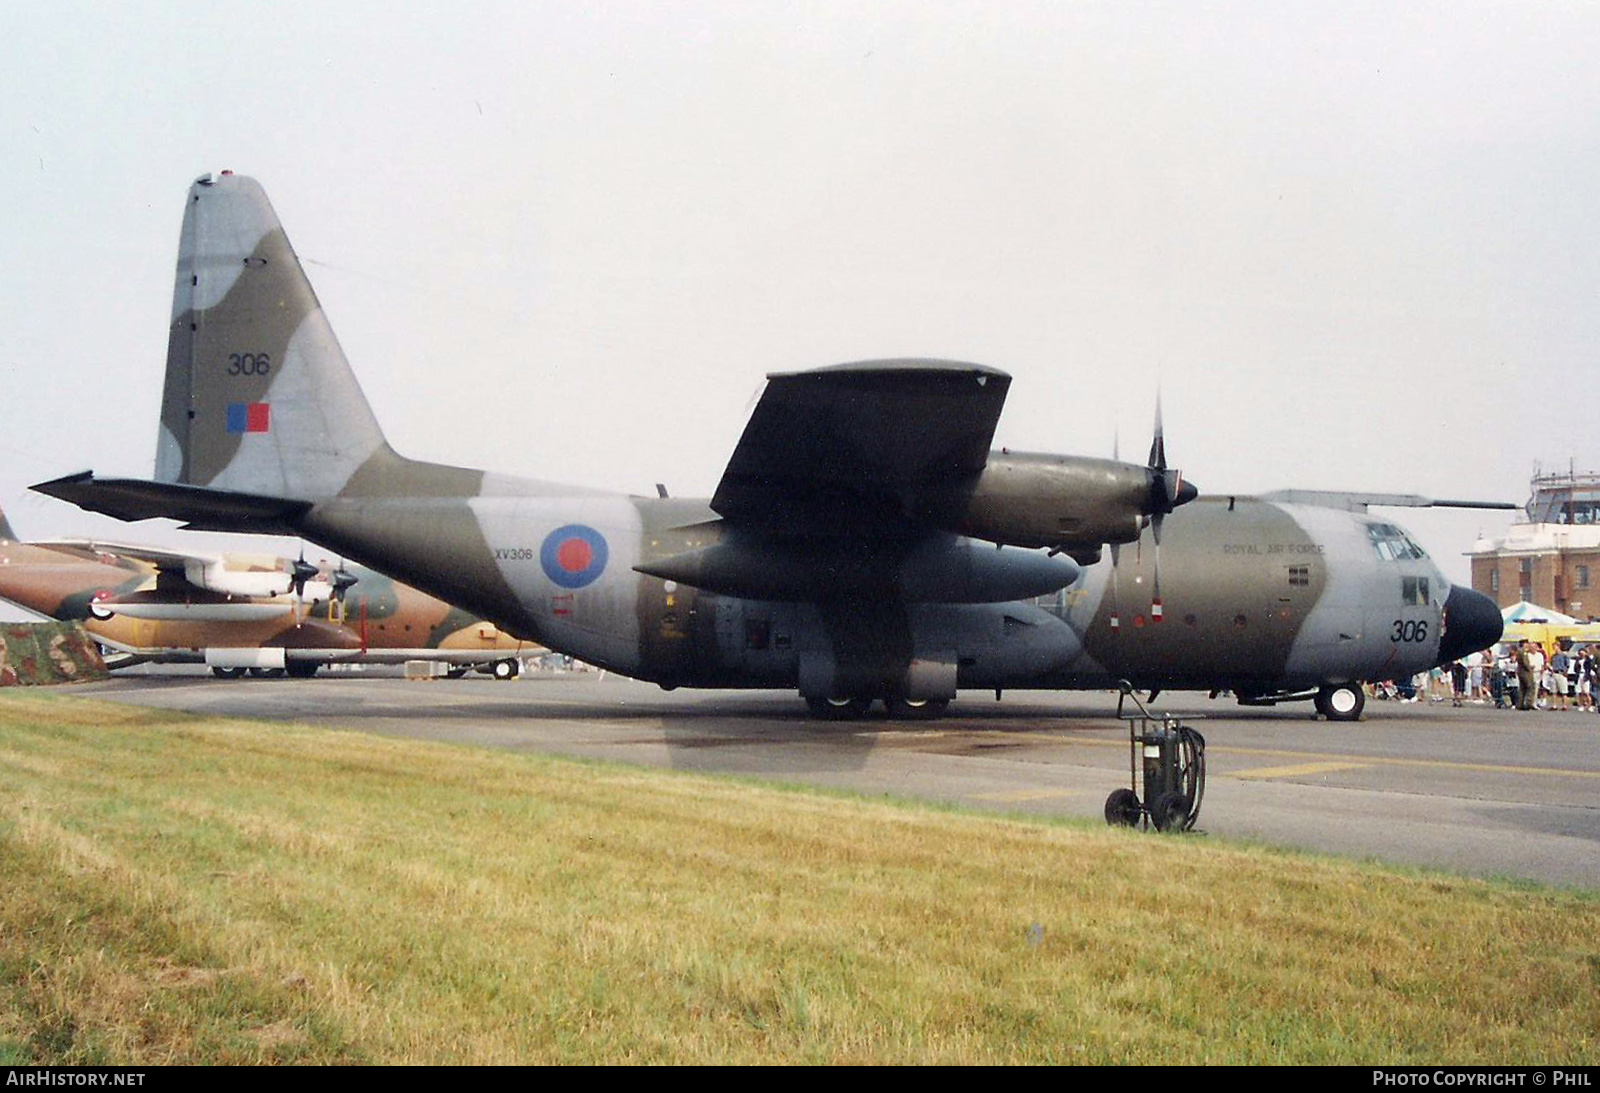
[[1112, 396, 1196, 629], [287, 550, 360, 621]]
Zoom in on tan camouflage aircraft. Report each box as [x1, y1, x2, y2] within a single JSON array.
[[37, 173, 1504, 720], [0, 504, 531, 678]]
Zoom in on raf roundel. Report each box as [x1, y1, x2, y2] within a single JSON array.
[[540, 525, 609, 589]]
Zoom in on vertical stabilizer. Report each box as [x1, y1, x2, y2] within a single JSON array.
[[155, 173, 386, 500], [0, 504, 16, 543]]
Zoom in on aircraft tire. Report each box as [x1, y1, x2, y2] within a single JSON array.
[[1316, 683, 1365, 722], [1104, 788, 1142, 827], [1150, 790, 1193, 832], [492, 658, 520, 681], [805, 696, 873, 721], [211, 666, 246, 679], [285, 662, 319, 679], [885, 697, 949, 720]]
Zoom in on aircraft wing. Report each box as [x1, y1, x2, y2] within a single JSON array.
[[27, 538, 219, 572], [1256, 490, 1520, 513], [710, 360, 1011, 536]]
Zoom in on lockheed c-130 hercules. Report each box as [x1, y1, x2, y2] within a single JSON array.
[[35, 173, 1505, 722]]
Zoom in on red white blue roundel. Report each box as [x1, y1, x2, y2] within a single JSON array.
[[540, 524, 609, 589]]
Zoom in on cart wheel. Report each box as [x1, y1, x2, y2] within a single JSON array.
[[1151, 790, 1193, 832], [1104, 788, 1142, 827]]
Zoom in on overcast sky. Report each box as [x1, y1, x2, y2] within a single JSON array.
[[2, 2, 1597, 619]]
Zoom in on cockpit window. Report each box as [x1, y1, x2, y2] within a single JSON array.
[[1402, 576, 1430, 605], [1366, 522, 1428, 561]]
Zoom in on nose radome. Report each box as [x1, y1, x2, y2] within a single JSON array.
[[1437, 585, 1504, 665]]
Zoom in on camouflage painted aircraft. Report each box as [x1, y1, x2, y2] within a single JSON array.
[[0, 504, 531, 678], [35, 173, 1504, 720]]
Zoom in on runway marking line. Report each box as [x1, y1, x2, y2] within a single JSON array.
[[934, 729, 1600, 780], [1229, 761, 1370, 781]]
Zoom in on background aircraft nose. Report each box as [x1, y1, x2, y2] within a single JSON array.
[[1437, 585, 1504, 665]]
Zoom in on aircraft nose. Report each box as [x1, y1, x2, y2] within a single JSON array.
[[1437, 584, 1503, 665]]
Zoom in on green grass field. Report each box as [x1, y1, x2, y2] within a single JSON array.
[[0, 690, 1594, 1064]]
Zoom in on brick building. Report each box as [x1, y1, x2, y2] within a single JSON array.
[[1469, 470, 1600, 620]]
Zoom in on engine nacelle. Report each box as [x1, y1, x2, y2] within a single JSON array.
[[954, 452, 1183, 552], [180, 554, 333, 604], [637, 532, 1078, 604], [183, 557, 297, 598]]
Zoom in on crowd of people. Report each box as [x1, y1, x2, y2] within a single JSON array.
[[1376, 641, 1600, 711]]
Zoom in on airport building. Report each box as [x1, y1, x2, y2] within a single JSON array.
[[1469, 469, 1600, 620]]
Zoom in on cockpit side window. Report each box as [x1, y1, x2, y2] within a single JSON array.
[[1366, 522, 1428, 561], [1402, 576, 1430, 605]]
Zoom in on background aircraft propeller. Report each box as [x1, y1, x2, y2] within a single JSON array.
[[330, 562, 359, 623], [331, 565, 358, 602], [288, 550, 320, 623], [289, 553, 319, 598]]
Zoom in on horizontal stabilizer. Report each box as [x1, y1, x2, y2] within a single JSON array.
[[1257, 490, 1519, 513], [31, 471, 310, 533]]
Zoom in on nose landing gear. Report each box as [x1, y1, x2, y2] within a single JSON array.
[[1314, 682, 1365, 722]]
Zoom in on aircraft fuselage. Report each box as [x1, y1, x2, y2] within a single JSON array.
[[295, 476, 1484, 705]]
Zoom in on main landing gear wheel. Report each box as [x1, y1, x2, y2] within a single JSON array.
[[805, 696, 873, 721], [885, 697, 950, 721], [1104, 788, 1142, 827], [492, 658, 520, 681], [211, 666, 246, 679], [1315, 683, 1365, 722], [285, 662, 319, 679]]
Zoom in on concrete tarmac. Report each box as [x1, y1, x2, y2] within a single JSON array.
[[68, 669, 1600, 889]]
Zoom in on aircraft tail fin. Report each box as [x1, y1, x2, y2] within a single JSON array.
[[155, 172, 387, 501], [0, 503, 16, 543]]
